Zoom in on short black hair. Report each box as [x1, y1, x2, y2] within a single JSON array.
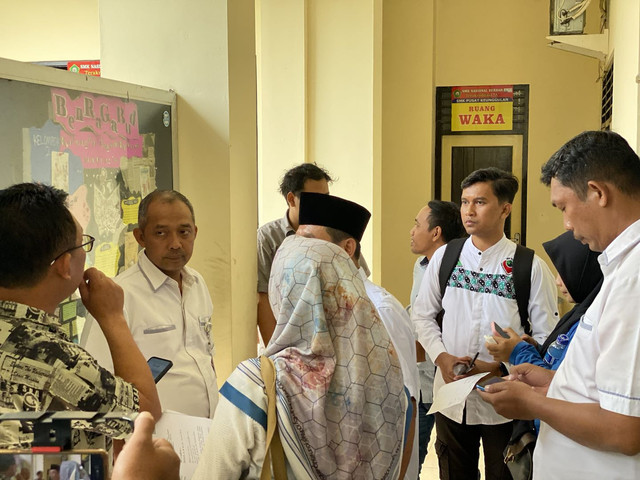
[[279, 163, 333, 199], [461, 167, 519, 204], [138, 190, 195, 230], [0, 183, 77, 288], [541, 130, 640, 200], [427, 200, 465, 243]]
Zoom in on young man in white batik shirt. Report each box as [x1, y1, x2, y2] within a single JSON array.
[[412, 168, 557, 480]]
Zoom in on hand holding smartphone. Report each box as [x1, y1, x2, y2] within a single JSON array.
[[476, 376, 505, 392], [491, 321, 510, 338], [147, 357, 173, 383]]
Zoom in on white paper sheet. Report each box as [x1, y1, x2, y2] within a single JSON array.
[[154, 411, 212, 480], [427, 372, 488, 415]]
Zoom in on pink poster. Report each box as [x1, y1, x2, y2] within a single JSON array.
[[51, 88, 143, 168]]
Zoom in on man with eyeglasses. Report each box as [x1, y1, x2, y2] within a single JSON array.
[[82, 190, 217, 418], [0, 183, 161, 448]]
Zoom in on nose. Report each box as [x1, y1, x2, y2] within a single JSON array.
[[410, 226, 415, 236], [465, 204, 475, 216], [564, 217, 572, 231], [555, 274, 563, 288], [168, 231, 182, 249]]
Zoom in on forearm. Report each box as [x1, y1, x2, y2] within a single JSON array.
[[257, 293, 276, 345], [535, 398, 640, 455], [101, 314, 161, 420]]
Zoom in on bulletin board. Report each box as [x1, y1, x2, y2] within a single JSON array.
[[0, 57, 177, 342]]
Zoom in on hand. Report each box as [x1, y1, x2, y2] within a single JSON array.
[[435, 352, 472, 383], [521, 334, 539, 348], [485, 327, 521, 363], [476, 378, 543, 420], [454, 359, 501, 381], [78, 268, 125, 324], [112, 412, 180, 480], [507, 363, 555, 395]]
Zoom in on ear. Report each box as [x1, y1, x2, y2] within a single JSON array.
[[586, 180, 609, 207], [51, 253, 73, 280], [342, 237, 357, 258], [501, 202, 512, 219], [193, 225, 198, 239], [133, 227, 146, 247], [432, 225, 442, 241], [286, 192, 296, 208]]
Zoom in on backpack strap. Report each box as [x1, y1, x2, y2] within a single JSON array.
[[438, 237, 467, 298], [513, 244, 534, 336], [436, 237, 466, 329]]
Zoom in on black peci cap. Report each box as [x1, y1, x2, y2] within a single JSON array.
[[298, 192, 371, 242]]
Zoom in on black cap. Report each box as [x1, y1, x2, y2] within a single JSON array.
[[298, 192, 371, 242]]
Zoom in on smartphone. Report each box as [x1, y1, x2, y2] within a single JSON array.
[[492, 322, 510, 339], [147, 356, 173, 383], [476, 376, 505, 392]]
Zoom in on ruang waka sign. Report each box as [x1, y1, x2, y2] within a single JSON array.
[[451, 85, 513, 132]]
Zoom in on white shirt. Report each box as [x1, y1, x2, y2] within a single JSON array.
[[412, 235, 557, 424], [535, 220, 640, 478], [359, 267, 419, 480], [81, 252, 218, 418], [411, 256, 436, 403]]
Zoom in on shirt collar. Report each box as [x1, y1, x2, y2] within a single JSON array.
[[599, 218, 640, 267], [138, 251, 196, 291], [0, 300, 60, 327], [282, 211, 296, 236], [469, 234, 509, 255]]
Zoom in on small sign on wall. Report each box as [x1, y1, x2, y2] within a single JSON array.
[[451, 85, 513, 132], [67, 60, 101, 76]]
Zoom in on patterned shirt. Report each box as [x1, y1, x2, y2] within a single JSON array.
[[0, 301, 139, 447], [412, 235, 558, 424]]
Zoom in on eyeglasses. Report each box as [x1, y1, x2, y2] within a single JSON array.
[[50, 234, 95, 265]]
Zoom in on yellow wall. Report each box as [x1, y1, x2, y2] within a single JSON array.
[[257, 0, 377, 273], [99, 0, 258, 382], [610, 0, 640, 149], [256, 0, 307, 225], [0, 0, 99, 62], [380, 0, 436, 301]]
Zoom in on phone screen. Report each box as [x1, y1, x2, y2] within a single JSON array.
[[147, 357, 173, 383], [492, 322, 509, 338]]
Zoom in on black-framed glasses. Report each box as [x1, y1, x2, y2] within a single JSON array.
[[50, 234, 95, 265]]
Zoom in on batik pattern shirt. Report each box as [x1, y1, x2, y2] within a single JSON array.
[[0, 301, 138, 447]]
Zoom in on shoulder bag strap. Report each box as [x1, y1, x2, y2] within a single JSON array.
[[260, 355, 288, 480]]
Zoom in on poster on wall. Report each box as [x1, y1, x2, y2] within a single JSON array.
[[451, 85, 513, 132], [11, 82, 173, 342]]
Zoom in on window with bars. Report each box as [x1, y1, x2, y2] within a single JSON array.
[[601, 61, 613, 131]]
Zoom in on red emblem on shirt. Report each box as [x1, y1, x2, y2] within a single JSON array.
[[502, 258, 514, 274]]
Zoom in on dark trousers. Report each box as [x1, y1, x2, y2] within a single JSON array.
[[417, 399, 436, 476], [435, 412, 513, 480]]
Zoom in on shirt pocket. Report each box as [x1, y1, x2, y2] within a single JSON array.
[[143, 324, 177, 334], [577, 314, 594, 334]]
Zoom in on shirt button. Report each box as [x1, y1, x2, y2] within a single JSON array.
[[478, 252, 481, 255], [479, 268, 483, 272]]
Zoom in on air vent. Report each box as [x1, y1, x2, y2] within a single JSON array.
[[601, 61, 613, 130]]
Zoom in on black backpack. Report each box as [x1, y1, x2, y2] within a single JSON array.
[[437, 237, 535, 335]]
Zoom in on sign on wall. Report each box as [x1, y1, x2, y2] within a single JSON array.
[[451, 85, 513, 132]]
